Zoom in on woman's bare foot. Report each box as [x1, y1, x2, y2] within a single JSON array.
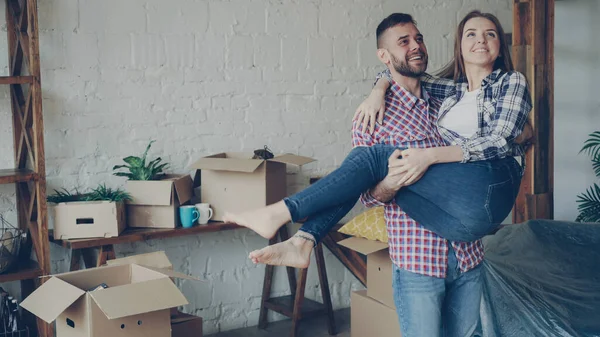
[[248, 235, 314, 268], [223, 201, 292, 239]]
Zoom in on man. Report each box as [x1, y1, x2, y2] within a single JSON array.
[[353, 13, 484, 337]]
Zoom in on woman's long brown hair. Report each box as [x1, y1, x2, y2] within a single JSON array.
[[437, 10, 514, 81]]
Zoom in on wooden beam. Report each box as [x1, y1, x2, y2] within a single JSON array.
[[0, 76, 33, 84], [512, 0, 555, 222]]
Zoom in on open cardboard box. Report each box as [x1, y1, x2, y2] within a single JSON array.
[[105, 251, 179, 317], [190, 152, 315, 221], [106, 252, 204, 336], [20, 252, 200, 337], [126, 174, 194, 229], [338, 237, 395, 309], [52, 200, 126, 240]]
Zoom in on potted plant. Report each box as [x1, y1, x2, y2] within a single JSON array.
[[47, 184, 132, 204], [576, 131, 600, 223], [113, 140, 169, 181], [112, 140, 193, 229], [48, 184, 131, 240]]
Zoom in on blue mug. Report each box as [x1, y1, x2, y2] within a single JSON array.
[[179, 206, 199, 228]]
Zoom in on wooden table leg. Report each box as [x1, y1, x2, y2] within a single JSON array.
[[97, 245, 116, 266], [81, 248, 96, 268], [315, 243, 336, 335], [258, 236, 278, 329], [278, 225, 297, 297], [291, 267, 308, 337], [70, 249, 82, 271]]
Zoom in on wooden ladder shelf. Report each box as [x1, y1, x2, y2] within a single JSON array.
[[0, 0, 52, 336]]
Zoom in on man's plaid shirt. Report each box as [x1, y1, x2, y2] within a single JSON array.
[[352, 83, 484, 279]]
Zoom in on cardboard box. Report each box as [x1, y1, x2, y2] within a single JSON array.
[[106, 251, 180, 317], [171, 312, 203, 337], [190, 152, 315, 221], [53, 201, 126, 240], [20, 262, 198, 337], [105, 251, 173, 270], [126, 174, 194, 228], [339, 237, 395, 309], [351, 290, 401, 337]]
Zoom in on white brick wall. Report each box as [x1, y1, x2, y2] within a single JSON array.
[[0, 0, 513, 334]]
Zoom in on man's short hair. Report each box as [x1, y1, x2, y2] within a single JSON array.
[[376, 13, 417, 48]]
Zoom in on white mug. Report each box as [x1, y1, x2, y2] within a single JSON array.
[[195, 203, 213, 225]]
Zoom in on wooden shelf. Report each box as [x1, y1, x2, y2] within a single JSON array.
[[50, 222, 242, 250], [0, 168, 38, 184], [0, 260, 42, 283], [0, 76, 34, 85]]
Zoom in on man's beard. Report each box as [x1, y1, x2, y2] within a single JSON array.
[[391, 52, 428, 78]]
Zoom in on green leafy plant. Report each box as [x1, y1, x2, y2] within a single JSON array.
[[87, 184, 132, 202], [47, 188, 87, 204], [47, 184, 131, 204], [112, 140, 169, 181], [576, 131, 600, 223]]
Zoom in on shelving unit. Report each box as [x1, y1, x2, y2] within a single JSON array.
[[1, 0, 51, 336]]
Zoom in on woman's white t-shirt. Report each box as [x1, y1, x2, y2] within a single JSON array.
[[438, 89, 479, 138]]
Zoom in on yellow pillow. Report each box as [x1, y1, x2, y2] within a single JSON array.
[[338, 206, 388, 243]]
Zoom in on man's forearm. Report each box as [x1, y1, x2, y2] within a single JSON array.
[[369, 180, 399, 203]]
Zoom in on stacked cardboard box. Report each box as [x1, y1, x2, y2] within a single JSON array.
[[126, 174, 194, 229], [338, 237, 402, 337]]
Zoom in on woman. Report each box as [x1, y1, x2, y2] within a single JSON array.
[[225, 10, 532, 267]]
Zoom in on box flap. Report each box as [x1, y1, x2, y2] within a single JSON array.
[[269, 154, 316, 166], [126, 179, 174, 206], [173, 175, 193, 204], [90, 278, 188, 319], [338, 237, 389, 255], [106, 251, 173, 269], [190, 156, 263, 173], [20, 277, 86, 323], [139, 265, 202, 281]]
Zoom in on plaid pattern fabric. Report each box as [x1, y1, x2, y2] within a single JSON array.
[[377, 69, 533, 163], [352, 83, 484, 278]]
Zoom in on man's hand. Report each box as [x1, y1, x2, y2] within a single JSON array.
[[391, 148, 435, 186], [369, 149, 405, 202]]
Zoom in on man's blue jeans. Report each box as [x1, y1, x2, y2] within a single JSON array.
[[288, 144, 523, 243], [393, 245, 483, 337]]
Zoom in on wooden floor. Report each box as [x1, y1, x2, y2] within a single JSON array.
[[206, 308, 351, 337]]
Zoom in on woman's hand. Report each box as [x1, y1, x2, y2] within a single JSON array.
[[390, 148, 435, 186], [354, 78, 389, 134], [354, 90, 386, 134], [515, 120, 534, 145]]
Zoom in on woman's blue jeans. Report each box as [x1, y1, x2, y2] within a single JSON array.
[[288, 144, 523, 243]]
